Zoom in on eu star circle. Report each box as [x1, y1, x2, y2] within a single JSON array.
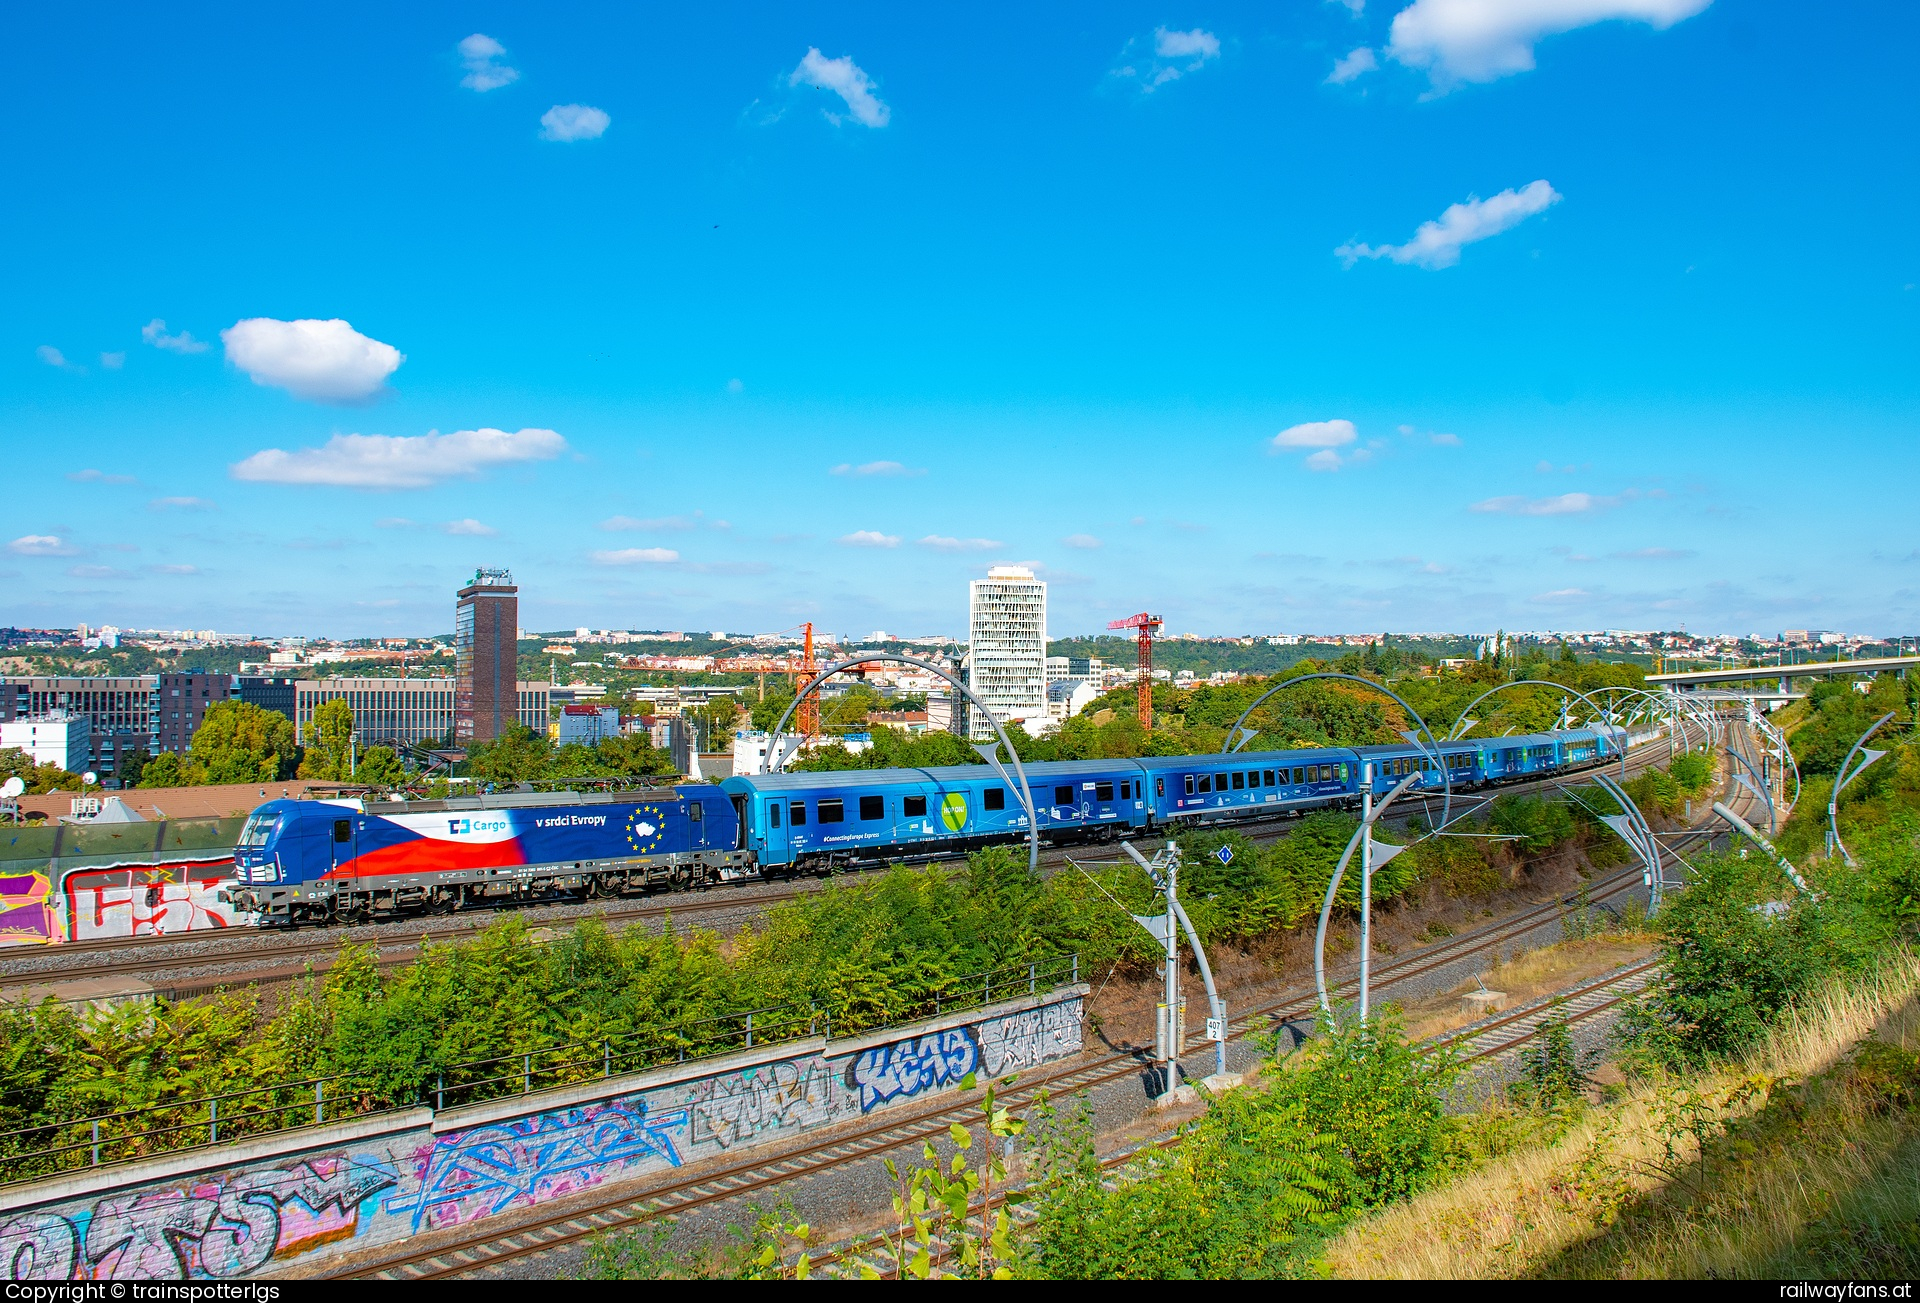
[[626, 803, 666, 854]]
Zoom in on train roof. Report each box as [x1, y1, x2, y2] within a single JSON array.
[[347, 786, 692, 815], [1131, 747, 1355, 771], [726, 758, 1139, 793]]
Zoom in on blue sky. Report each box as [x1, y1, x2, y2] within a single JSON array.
[[5, 1, 1916, 641]]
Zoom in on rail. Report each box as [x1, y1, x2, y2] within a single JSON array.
[[0, 952, 1080, 1187]]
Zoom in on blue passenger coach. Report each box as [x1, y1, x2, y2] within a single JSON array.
[[1135, 748, 1360, 824]]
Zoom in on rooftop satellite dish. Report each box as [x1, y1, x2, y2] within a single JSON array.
[[1, 777, 24, 798], [82, 771, 99, 787]]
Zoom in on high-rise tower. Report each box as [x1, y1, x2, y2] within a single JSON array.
[[455, 567, 518, 744], [966, 565, 1047, 739]]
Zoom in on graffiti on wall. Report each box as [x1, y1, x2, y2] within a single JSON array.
[[688, 1055, 841, 1150], [847, 1028, 980, 1113], [65, 864, 249, 943], [977, 998, 1083, 1076], [0, 1155, 398, 1281], [387, 1099, 689, 1233], [0, 871, 56, 945]]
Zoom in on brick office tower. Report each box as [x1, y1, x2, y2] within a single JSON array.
[[454, 568, 518, 745]]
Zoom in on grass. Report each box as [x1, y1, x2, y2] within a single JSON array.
[[1319, 948, 1920, 1279]]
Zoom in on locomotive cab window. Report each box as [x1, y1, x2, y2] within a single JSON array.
[[818, 799, 845, 824], [903, 795, 927, 817], [859, 795, 884, 821], [789, 802, 807, 826], [333, 819, 352, 843], [984, 788, 1006, 811]]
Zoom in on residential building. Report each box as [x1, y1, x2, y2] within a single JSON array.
[[966, 565, 1048, 739], [1, 712, 91, 774], [293, 677, 549, 750], [1045, 679, 1098, 725], [0, 676, 156, 783], [867, 710, 929, 733], [238, 676, 299, 726], [557, 704, 620, 747], [155, 672, 234, 754], [455, 567, 519, 744], [926, 691, 962, 736]]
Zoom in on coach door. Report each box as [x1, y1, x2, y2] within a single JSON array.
[[763, 798, 790, 864]]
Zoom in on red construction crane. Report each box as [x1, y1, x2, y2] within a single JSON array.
[[1107, 612, 1163, 728]]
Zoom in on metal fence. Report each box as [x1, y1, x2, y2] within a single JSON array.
[[0, 952, 1079, 1187]]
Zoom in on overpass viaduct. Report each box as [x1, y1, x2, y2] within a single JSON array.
[[1647, 653, 1918, 694]]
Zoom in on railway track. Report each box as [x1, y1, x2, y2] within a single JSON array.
[[4, 739, 1681, 995], [344, 763, 1748, 1282]]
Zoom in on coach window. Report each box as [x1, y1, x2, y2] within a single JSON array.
[[1183, 775, 1195, 796], [1231, 771, 1244, 790], [1118, 780, 1130, 799], [1055, 785, 1075, 805], [818, 799, 845, 824], [1095, 781, 1114, 801], [789, 802, 807, 826], [1290, 766, 1303, 784], [768, 803, 781, 827], [1264, 770, 1276, 786], [984, 788, 1006, 811], [903, 795, 927, 817], [1197, 775, 1211, 793], [859, 795, 885, 821]]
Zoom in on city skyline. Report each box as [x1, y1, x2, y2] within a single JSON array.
[[6, 3, 1917, 638]]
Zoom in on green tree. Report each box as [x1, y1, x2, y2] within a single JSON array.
[[297, 699, 355, 780], [188, 701, 298, 784], [116, 746, 152, 788], [355, 745, 406, 788], [466, 722, 553, 786], [136, 751, 192, 788]]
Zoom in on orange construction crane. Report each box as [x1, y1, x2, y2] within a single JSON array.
[[797, 621, 819, 735], [1107, 612, 1163, 728]]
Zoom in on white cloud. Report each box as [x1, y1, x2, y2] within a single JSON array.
[[230, 427, 567, 489], [458, 33, 519, 91], [149, 496, 214, 511], [1388, 0, 1711, 88], [830, 460, 925, 477], [1531, 587, 1591, 602], [917, 535, 1002, 552], [540, 104, 610, 142], [592, 547, 680, 565], [1337, 180, 1560, 270], [1327, 47, 1379, 83], [37, 346, 81, 372], [1430, 431, 1462, 446], [68, 469, 135, 484], [1111, 27, 1222, 92], [1061, 534, 1103, 550], [790, 48, 890, 127], [727, 378, 744, 394], [443, 518, 496, 536], [100, 352, 125, 370], [10, 535, 78, 556], [1470, 489, 1637, 515], [142, 319, 208, 353], [840, 530, 901, 548], [222, 317, 405, 403], [1305, 450, 1344, 472], [1332, 0, 1366, 12], [1619, 546, 1694, 559], [68, 565, 125, 580], [1271, 419, 1359, 450], [147, 564, 199, 575], [600, 515, 697, 531]]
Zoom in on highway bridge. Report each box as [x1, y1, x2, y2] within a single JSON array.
[[1648, 652, 1918, 693]]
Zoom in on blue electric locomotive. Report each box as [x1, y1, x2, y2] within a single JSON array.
[[221, 785, 750, 924]]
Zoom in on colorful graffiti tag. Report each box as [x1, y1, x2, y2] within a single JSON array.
[[386, 1101, 689, 1233], [64, 864, 248, 942], [847, 1028, 980, 1112], [0, 1155, 398, 1280], [978, 999, 1083, 1076], [0, 871, 56, 945], [688, 1055, 841, 1150]]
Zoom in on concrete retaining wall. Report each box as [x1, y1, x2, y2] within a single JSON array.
[[0, 985, 1086, 1281]]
